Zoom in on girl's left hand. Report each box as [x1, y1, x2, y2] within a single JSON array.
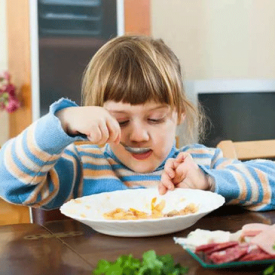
[[159, 152, 211, 195]]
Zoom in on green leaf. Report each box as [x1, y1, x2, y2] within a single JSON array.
[[141, 250, 163, 275], [263, 263, 275, 275], [92, 250, 188, 275], [105, 261, 123, 275], [158, 254, 176, 274], [93, 259, 112, 275]]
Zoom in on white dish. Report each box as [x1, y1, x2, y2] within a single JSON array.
[[60, 188, 225, 237]]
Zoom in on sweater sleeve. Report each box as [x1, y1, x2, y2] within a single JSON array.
[[194, 145, 275, 211], [0, 98, 87, 209]]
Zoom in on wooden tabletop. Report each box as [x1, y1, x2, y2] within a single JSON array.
[[0, 223, 92, 274], [1, 206, 275, 275]]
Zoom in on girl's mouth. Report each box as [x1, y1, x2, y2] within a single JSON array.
[[120, 142, 151, 154], [131, 150, 153, 160]]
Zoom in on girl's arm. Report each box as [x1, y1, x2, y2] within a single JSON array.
[[0, 99, 86, 209], [207, 147, 275, 211], [160, 144, 275, 211]]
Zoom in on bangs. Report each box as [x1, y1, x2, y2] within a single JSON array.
[[103, 46, 173, 106], [82, 35, 187, 118], [104, 56, 170, 105]]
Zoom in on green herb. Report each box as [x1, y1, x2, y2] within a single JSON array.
[[263, 263, 275, 275], [93, 250, 188, 275]]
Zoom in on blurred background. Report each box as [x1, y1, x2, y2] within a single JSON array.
[[1, 0, 275, 147]]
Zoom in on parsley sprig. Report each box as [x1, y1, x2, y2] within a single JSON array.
[[263, 263, 275, 275], [93, 250, 188, 275]]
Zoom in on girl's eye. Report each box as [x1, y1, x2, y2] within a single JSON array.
[[118, 120, 129, 127], [148, 118, 165, 124]]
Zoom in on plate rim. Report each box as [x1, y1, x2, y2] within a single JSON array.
[[60, 188, 225, 223]]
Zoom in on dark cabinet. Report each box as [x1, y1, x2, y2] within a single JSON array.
[[37, 0, 118, 116]]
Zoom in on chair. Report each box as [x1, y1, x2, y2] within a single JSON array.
[[31, 208, 68, 225], [0, 198, 30, 225], [0, 146, 30, 225], [217, 139, 275, 160]]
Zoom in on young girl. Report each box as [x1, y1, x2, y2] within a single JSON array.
[[0, 35, 274, 211]]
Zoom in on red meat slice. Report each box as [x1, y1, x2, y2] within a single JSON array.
[[205, 241, 239, 255], [240, 246, 275, 262], [195, 243, 217, 253], [195, 241, 239, 254], [208, 244, 249, 264]]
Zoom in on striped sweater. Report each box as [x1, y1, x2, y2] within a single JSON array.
[[0, 98, 274, 211]]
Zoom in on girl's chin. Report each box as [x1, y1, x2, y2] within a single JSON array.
[[129, 162, 159, 173]]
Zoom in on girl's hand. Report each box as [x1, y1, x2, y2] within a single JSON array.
[[56, 106, 121, 145], [159, 152, 211, 195]]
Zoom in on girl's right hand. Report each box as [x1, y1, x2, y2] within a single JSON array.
[[56, 106, 121, 145]]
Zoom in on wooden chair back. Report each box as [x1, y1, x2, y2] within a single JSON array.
[[0, 146, 30, 225], [217, 139, 275, 160], [31, 208, 68, 225]]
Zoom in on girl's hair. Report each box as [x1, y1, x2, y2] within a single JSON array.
[[82, 35, 205, 143]]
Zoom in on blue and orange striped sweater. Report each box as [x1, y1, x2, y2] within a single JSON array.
[[0, 98, 274, 211]]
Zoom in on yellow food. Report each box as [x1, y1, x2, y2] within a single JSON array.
[[103, 197, 198, 220]]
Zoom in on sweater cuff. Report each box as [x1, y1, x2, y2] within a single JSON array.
[[50, 97, 78, 114], [34, 98, 87, 154], [198, 165, 216, 192]]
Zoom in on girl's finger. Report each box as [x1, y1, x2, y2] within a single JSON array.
[[160, 172, 175, 191], [164, 158, 176, 178], [87, 127, 102, 143], [97, 121, 109, 145], [158, 183, 168, 195], [106, 118, 121, 144], [175, 152, 188, 163]]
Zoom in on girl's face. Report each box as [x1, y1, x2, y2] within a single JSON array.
[[104, 100, 182, 173]]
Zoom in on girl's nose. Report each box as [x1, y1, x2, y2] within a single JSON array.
[[129, 122, 149, 142]]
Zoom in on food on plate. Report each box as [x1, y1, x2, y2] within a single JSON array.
[[60, 189, 224, 237], [103, 197, 198, 220], [174, 223, 275, 265], [250, 225, 275, 255], [241, 223, 272, 237]]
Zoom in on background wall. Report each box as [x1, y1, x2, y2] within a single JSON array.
[[0, 0, 9, 146], [151, 0, 275, 80]]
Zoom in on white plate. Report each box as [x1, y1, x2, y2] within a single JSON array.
[[60, 189, 225, 237]]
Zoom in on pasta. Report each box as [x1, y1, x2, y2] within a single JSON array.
[[103, 197, 198, 220]]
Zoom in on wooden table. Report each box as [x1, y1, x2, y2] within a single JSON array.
[[1, 206, 275, 275]]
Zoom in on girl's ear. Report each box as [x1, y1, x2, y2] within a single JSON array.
[[177, 113, 186, 125]]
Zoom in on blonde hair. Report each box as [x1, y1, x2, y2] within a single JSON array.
[[82, 35, 204, 143]]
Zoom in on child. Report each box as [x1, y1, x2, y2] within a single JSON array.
[[0, 35, 274, 211]]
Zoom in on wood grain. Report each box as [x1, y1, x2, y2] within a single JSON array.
[[4, 0, 31, 224], [217, 139, 275, 160], [0, 198, 30, 225], [7, 0, 32, 138]]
